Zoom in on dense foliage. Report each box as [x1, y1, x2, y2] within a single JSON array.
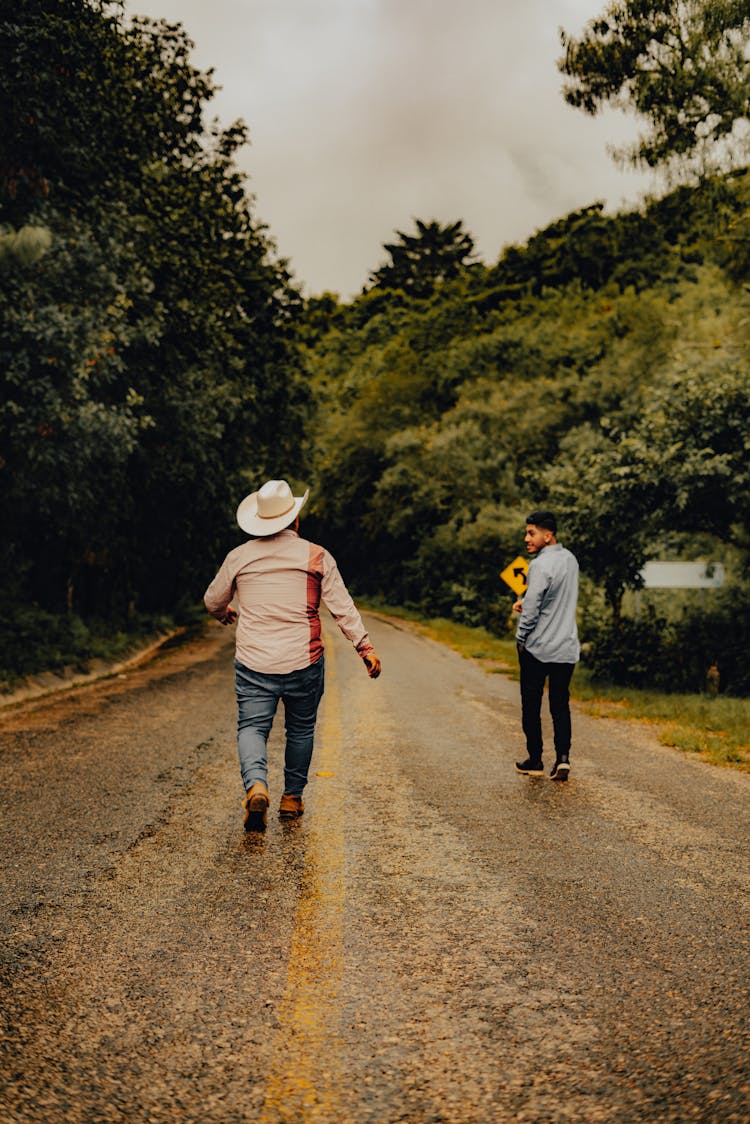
[[0, 1, 307, 678], [559, 0, 750, 173], [369, 220, 478, 298], [4, 2, 750, 699], [303, 179, 750, 694]]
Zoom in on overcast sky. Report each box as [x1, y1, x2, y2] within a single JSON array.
[[127, 0, 653, 298]]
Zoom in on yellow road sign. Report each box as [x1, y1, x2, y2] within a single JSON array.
[[500, 555, 529, 596]]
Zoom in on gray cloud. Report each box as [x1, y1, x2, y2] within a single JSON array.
[[128, 0, 653, 296]]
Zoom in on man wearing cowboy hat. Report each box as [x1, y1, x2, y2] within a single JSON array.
[[204, 479, 381, 829]]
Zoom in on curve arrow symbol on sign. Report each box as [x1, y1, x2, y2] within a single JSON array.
[[500, 555, 529, 596]]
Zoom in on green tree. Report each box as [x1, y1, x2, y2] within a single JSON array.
[[0, 1, 307, 669], [303, 168, 750, 666], [544, 423, 659, 619], [369, 219, 478, 298], [0, 1, 218, 219], [0, 211, 153, 616], [559, 0, 750, 171], [546, 363, 750, 618], [634, 364, 750, 541]]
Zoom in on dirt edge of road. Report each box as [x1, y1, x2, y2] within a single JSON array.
[[0, 628, 190, 710]]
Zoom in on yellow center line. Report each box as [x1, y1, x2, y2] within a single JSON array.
[[260, 630, 346, 1122]]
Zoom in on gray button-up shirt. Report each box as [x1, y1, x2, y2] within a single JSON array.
[[516, 543, 580, 664]]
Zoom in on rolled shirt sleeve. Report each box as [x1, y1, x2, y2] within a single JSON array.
[[321, 551, 373, 656], [204, 556, 236, 619]]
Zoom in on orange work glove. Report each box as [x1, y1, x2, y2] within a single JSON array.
[[362, 650, 382, 679]]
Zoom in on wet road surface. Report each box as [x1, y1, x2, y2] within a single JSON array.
[[1, 614, 749, 1123]]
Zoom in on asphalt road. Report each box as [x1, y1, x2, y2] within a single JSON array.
[[0, 613, 748, 1123]]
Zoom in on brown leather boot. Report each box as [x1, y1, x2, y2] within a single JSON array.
[[242, 781, 269, 831], [278, 793, 304, 820]]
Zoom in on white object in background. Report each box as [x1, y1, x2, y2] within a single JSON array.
[[640, 561, 725, 589]]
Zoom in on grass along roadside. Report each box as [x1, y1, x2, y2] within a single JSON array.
[[363, 602, 750, 774], [0, 605, 208, 698]]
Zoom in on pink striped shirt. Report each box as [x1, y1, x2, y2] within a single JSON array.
[[204, 529, 373, 674]]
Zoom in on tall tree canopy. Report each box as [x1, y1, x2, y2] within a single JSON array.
[[559, 0, 750, 171], [302, 169, 750, 692], [0, 1, 307, 674], [368, 219, 477, 298]]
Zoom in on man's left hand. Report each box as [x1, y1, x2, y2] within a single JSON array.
[[218, 607, 238, 626], [363, 651, 382, 679]]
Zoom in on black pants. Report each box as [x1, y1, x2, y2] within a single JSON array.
[[519, 647, 575, 763]]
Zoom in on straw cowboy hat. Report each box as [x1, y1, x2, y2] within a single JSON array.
[[236, 479, 309, 536]]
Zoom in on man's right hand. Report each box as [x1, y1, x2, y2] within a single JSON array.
[[363, 651, 382, 679], [218, 607, 238, 626]]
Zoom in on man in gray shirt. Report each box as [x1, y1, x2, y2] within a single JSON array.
[[512, 510, 580, 781]]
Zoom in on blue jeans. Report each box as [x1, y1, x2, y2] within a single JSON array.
[[234, 657, 325, 796]]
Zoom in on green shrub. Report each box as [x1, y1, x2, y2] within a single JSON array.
[[583, 614, 669, 688], [582, 598, 750, 695], [0, 604, 181, 686]]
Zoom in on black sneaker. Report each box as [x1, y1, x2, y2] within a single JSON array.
[[550, 756, 570, 782], [514, 758, 544, 776]]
